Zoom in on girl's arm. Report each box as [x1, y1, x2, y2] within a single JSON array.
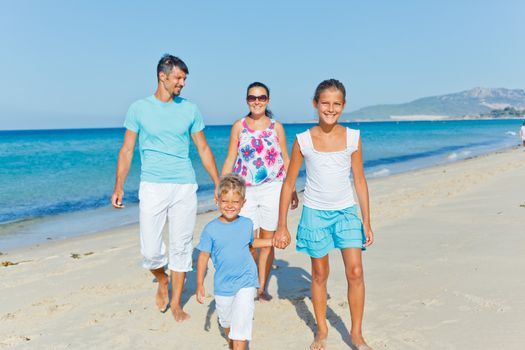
[[351, 139, 374, 247], [274, 139, 304, 249], [196, 251, 210, 304], [275, 122, 299, 209], [220, 121, 242, 175]]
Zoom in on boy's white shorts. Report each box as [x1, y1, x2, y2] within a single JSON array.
[[240, 181, 282, 232], [138, 182, 197, 272], [215, 287, 256, 341]]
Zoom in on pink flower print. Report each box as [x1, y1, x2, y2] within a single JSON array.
[[261, 130, 272, 138], [252, 157, 264, 169], [241, 166, 248, 177], [276, 165, 285, 179], [233, 159, 242, 173], [251, 138, 264, 154], [240, 144, 255, 161], [265, 147, 278, 166]]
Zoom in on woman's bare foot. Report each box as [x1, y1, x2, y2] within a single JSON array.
[[256, 289, 272, 302], [171, 306, 190, 322], [310, 332, 327, 350], [155, 279, 169, 313]]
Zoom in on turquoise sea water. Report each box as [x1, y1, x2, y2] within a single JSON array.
[[0, 119, 523, 250]]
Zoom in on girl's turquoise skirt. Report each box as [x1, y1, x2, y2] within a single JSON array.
[[296, 205, 365, 258]]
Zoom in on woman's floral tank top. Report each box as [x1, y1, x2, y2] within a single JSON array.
[[233, 117, 285, 186]]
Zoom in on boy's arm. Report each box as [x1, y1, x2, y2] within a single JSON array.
[[251, 238, 273, 248], [196, 251, 210, 304]]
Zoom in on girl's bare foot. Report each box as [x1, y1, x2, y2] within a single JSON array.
[[310, 332, 327, 350], [256, 289, 272, 302], [156, 279, 169, 313], [171, 307, 190, 322], [351, 333, 372, 350], [353, 344, 372, 350]]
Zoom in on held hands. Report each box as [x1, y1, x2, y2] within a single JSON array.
[[196, 285, 206, 304], [273, 227, 291, 249], [111, 188, 125, 209]]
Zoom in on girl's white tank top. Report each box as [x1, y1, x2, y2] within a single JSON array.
[[296, 128, 360, 210]]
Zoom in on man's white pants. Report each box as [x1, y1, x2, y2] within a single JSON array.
[[138, 182, 197, 272]]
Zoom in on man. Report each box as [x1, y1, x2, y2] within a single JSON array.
[[112, 54, 219, 322]]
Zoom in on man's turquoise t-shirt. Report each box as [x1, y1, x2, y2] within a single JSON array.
[[124, 95, 205, 183], [196, 216, 260, 296]]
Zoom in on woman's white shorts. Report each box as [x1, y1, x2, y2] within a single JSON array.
[[240, 181, 282, 231]]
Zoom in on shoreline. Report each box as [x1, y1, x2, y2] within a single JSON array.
[[1, 147, 524, 348], [1, 142, 522, 252], [0, 148, 525, 350]]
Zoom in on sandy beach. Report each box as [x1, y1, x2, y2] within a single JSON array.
[[1, 147, 524, 350]]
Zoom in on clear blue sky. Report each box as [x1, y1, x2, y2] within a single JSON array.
[[1, 0, 524, 130]]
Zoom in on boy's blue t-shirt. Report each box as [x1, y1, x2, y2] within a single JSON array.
[[196, 216, 259, 296], [124, 95, 205, 183]]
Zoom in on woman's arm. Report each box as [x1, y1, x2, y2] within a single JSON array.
[[273, 139, 304, 249], [275, 122, 299, 209], [220, 120, 242, 175], [351, 139, 374, 247]]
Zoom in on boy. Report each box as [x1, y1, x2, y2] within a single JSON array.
[[196, 173, 273, 350]]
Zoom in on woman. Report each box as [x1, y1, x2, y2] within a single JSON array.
[[221, 81, 298, 301]]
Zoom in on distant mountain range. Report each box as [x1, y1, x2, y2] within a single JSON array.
[[345, 87, 525, 121]]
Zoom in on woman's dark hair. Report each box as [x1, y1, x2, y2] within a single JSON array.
[[157, 54, 189, 79], [313, 79, 346, 103], [246, 82, 273, 118]]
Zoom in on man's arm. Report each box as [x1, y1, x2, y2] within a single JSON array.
[[111, 129, 137, 208], [191, 131, 220, 191]]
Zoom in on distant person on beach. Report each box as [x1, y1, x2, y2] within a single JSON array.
[[221, 82, 298, 301], [111, 54, 219, 322], [196, 173, 273, 350], [520, 122, 525, 147], [274, 79, 374, 350]]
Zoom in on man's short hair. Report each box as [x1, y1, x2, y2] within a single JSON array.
[[218, 173, 246, 198], [157, 54, 189, 79]]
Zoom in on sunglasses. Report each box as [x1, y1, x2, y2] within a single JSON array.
[[247, 95, 268, 102]]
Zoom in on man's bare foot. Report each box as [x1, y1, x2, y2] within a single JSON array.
[[155, 279, 169, 313], [171, 306, 190, 322], [310, 332, 327, 350], [256, 290, 272, 302]]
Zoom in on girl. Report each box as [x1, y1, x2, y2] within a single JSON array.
[[222, 82, 298, 301], [275, 79, 374, 350]]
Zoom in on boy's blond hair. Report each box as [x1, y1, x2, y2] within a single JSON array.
[[218, 173, 246, 198]]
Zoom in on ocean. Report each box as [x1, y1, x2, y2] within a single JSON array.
[[0, 119, 523, 250]]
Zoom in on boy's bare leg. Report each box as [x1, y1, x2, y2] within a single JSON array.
[[257, 228, 275, 302], [232, 340, 247, 350], [310, 255, 330, 350], [170, 271, 190, 322], [150, 267, 169, 312], [341, 248, 370, 348]]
